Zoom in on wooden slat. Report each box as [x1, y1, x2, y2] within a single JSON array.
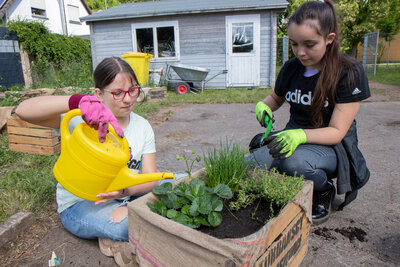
[[8, 134, 60, 146], [7, 125, 56, 138], [255, 211, 309, 267], [7, 117, 48, 129], [289, 240, 309, 267], [261, 203, 302, 252], [9, 143, 60, 155]]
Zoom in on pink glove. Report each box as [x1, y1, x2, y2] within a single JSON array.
[[69, 94, 124, 142]]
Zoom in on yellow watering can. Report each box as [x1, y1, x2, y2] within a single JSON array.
[[53, 109, 174, 201]]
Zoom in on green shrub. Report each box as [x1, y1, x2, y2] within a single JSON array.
[[7, 20, 93, 88]]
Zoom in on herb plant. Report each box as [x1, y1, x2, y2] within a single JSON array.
[[203, 138, 249, 193], [147, 179, 232, 229], [229, 168, 303, 216]]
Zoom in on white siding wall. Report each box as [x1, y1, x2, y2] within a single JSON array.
[[7, 0, 89, 36]]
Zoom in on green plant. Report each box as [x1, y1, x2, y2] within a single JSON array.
[[147, 179, 232, 229], [203, 139, 249, 193], [229, 169, 303, 217], [176, 150, 201, 178], [0, 134, 58, 222], [7, 20, 93, 88], [0, 92, 22, 107]]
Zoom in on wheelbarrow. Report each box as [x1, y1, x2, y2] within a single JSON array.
[[164, 63, 227, 95]]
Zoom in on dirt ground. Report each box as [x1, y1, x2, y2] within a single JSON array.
[[0, 83, 399, 266]]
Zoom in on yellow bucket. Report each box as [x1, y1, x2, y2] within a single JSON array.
[[53, 109, 173, 201], [121, 52, 153, 85]]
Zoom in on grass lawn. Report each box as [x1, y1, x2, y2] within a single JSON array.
[[367, 64, 400, 86]]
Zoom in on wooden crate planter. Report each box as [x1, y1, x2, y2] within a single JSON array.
[[7, 116, 60, 155], [127, 169, 313, 267]]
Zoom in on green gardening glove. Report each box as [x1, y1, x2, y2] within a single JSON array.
[[264, 129, 307, 159], [255, 101, 274, 143]]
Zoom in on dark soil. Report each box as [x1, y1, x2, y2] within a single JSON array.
[[198, 198, 280, 239], [313, 226, 367, 242]]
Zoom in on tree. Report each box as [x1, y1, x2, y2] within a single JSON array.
[[86, 0, 149, 11], [276, 0, 307, 37], [336, 0, 400, 57]]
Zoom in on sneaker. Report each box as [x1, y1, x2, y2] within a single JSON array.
[[312, 181, 335, 225], [98, 238, 115, 257]]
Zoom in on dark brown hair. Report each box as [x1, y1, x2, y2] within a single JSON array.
[[289, 0, 358, 127], [93, 57, 139, 90]]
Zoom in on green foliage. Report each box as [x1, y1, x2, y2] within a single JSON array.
[[229, 169, 303, 216], [276, 0, 307, 37], [7, 20, 93, 88], [0, 92, 22, 106], [147, 179, 232, 228], [86, 0, 150, 10], [337, 0, 399, 55], [203, 139, 249, 194], [176, 150, 201, 178], [0, 134, 59, 222], [368, 65, 400, 86]]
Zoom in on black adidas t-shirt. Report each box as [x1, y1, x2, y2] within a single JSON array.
[[275, 57, 370, 129]]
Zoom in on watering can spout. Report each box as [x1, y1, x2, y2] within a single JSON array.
[[105, 168, 175, 192]]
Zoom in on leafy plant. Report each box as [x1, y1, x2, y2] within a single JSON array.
[[229, 168, 303, 216], [147, 179, 232, 229], [203, 138, 249, 193], [176, 150, 201, 178], [0, 92, 22, 107]]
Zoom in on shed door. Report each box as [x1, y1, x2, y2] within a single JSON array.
[[226, 15, 260, 87]]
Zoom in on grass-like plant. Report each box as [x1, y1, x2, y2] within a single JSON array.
[[203, 138, 249, 193], [0, 134, 58, 223]]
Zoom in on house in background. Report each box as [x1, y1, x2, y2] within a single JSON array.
[[0, 0, 91, 37], [81, 0, 288, 89]]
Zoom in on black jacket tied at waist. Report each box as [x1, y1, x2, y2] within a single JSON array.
[[333, 120, 370, 210]]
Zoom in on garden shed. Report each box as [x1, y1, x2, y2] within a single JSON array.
[[81, 0, 288, 89]]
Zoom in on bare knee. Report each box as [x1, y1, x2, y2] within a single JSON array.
[[110, 206, 128, 223]]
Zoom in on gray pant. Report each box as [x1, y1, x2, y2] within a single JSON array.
[[246, 144, 337, 191]]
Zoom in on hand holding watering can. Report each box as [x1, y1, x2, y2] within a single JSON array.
[[53, 108, 174, 201]]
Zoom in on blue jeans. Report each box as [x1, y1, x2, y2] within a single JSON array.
[[246, 144, 337, 191], [59, 172, 187, 241]]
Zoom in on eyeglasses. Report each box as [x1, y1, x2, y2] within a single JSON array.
[[103, 86, 141, 100]]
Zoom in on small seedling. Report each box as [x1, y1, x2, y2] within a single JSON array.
[[176, 150, 201, 178]]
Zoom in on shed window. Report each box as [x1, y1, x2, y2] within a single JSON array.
[[132, 21, 179, 59], [232, 22, 254, 53], [68, 5, 80, 23], [31, 0, 46, 18]]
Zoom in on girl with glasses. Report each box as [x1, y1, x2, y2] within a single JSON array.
[[15, 57, 160, 266]]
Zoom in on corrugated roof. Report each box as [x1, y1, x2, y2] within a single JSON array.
[[81, 0, 288, 22]]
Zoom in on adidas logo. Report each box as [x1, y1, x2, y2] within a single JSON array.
[[352, 88, 362, 95]]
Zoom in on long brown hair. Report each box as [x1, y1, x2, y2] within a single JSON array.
[[289, 0, 358, 127]]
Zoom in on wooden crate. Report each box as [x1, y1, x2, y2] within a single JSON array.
[[7, 116, 60, 155], [128, 169, 312, 267]]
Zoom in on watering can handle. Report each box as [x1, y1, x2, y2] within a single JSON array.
[[60, 109, 125, 151]]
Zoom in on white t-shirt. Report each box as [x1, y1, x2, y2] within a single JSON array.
[[56, 112, 156, 213]]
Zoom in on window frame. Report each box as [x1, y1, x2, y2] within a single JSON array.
[[131, 20, 180, 61], [31, 0, 47, 19], [67, 4, 81, 24]]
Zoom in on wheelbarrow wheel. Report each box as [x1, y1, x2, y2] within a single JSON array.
[[174, 82, 190, 95]]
